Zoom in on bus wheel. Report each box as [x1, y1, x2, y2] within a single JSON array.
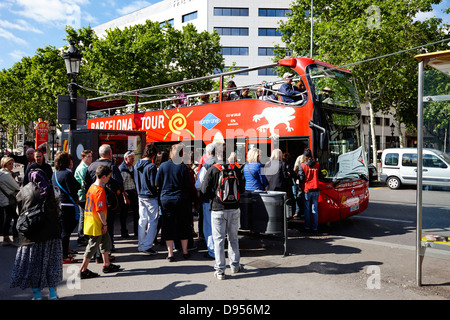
[[386, 176, 401, 190]]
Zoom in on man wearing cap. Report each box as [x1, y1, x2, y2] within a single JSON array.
[[279, 72, 304, 103]]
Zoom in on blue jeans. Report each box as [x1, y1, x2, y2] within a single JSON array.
[[304, 191, 319, 230], [138, 197, 159, 251], [211, 208, 240, 274], [203, 202, 215, 258]]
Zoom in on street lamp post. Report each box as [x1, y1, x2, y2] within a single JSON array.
[[390, 122, 396, 148], [0, 128, 4, 154], [63, 41, 82, 131], [49, 122, 56, 164]]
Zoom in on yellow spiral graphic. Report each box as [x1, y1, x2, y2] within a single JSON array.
[[168, 113, 187, 135]]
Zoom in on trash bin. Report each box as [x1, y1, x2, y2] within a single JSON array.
[[251, 191, 286, 235], [239, 191, 252, 230]]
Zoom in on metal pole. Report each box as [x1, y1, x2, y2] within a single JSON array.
[[310, 0, 313, 58], [68, 79, 77, 131], [368, 116, 372, 164], [416, 60, 425, 286]]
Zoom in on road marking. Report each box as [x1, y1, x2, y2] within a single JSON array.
[[353, 215, 414, 224], [337, 236, 415, 251]]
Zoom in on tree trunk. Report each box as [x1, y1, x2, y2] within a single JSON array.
[[368, 102, 377, 166]]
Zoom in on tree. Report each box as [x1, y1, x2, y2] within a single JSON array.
[[0, 23, 224, 147], [275, 0, 448, 163], [423, 69, 450, 151], [0, 46, 67, 147], [68, 21, 224, 106]]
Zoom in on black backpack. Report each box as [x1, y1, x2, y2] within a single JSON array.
[[212, 163, 240, 204]]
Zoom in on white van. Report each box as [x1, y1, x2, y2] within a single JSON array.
[[380, 148, 450, 189]]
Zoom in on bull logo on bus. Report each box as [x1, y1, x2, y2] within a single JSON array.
[[253, 107, 296, 138]]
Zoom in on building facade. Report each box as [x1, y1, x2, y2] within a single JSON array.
[[93, 0, 294, 86]]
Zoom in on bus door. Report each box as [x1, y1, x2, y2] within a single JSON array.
[[246, 139, 272, 164], [278, 137, 309, 164], [154, 140, 205, 165]]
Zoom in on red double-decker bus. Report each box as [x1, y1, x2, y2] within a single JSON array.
[[86, 57, 369, 223]]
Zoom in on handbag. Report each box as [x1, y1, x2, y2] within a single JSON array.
[[17, 202, 45, 236], [54, 172, 80, 220], [104, 184, 119, 211], [0, 185, 17, 206]]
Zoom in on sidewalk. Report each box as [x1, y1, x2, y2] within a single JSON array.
[[2, 218, 450, 302]]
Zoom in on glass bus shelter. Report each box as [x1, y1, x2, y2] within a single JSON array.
[[415, 50, 450, 286]]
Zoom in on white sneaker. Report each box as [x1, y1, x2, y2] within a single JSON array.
[[214, 271, 225, 280]]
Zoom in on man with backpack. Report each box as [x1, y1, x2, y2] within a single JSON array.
[[195, 143, 218, 259], [201, 143, 245, 280]]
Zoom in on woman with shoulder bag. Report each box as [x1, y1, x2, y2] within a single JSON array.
[[0, 157, 20, 246], [293, 154, 306, 218], [52, 151, 81, 264], [10, 168, 62, 300]]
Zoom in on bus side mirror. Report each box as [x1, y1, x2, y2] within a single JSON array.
[[309, 120, 327, 150], [320, 132, 327, 150]]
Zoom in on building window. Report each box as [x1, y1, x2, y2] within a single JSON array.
[[259, 47, 291, 56], [214, 27, 249, 36], [258, 8, 291, 17], [182, 11, 197, 22], [258, 68, 278, 76], [258, 47, 276, 56], [159, 19, 174, 27], [226, 66, 249, 75], [221, 47, 249, 56], [214, 66, 249, 75], [214, 7, 249, 16], [258, 28, 282, 37], [385, 118, 390, 126]]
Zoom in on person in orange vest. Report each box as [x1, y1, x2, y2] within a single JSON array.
[[298, 149, 319, 232]]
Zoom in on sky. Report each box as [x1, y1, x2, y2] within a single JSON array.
[[0, 0, 449, 71], [0, 0, 156, 70]]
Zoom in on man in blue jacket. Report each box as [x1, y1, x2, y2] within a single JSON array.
[[134, 143, 159, 255], [279, 72, 304, 103]]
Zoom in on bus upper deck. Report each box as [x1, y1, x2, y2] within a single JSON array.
[[86, 57, 369, 223]]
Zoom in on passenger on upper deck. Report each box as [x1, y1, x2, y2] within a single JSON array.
[[279, 72, 304, 104], [176, 87, 187, 105], [226, 81, 240, 101], [197, 93, 210, 105], [295, 80, 307, 95], [239, 87, 251, 99], [319, 87, 334, 104], [258, 81, 276, 101], [165, 97, 181, 109]]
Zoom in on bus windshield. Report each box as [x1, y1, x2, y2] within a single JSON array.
[[307, 64, 366, 182]]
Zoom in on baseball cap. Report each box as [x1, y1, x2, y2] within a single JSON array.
[[283, 72, 294, 79]]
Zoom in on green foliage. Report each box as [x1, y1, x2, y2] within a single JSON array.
[[0, 22, 224, 145], [75, 21, 223, 104], [275, 0, 448, 130]]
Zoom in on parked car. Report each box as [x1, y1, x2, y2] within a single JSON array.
[[380, 148, 450, 189]]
